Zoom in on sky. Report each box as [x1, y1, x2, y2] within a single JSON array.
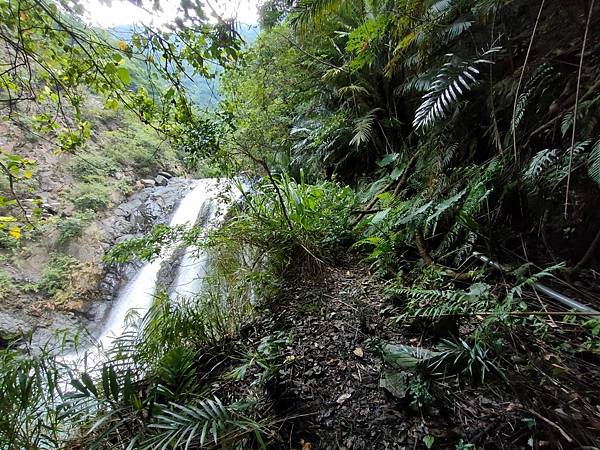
[[83, 0, 259, 27]]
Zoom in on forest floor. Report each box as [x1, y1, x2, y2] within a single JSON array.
[[209, 258, 600, 449]]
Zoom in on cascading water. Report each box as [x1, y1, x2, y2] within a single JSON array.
[[64, 178, 238, 365], [101, 178, 241, 346]]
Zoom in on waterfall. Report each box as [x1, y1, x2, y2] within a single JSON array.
[[45, 177, 242, 438], [97, 178, 231, 348]]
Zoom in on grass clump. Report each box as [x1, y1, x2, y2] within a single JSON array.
[[219, 175, 357, 276]]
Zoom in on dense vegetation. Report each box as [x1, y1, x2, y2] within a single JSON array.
[[1, 0, 599, 449]]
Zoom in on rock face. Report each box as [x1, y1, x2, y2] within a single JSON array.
[[0, 178, 197, 349], [140, 179, 156, 187], [155, 174, 169, 186]]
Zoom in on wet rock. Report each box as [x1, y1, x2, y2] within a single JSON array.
[[0, 312, 32, 338], [155, 174, 169, 186], [158, 171, 173, 179]]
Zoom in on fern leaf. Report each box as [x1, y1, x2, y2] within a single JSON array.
[[142, 397, 237, 449], [588, 139, 600, 186], [424, 189, 466, 236], [512, 91, 530, 131], [349, 108, 381, 147], [290, 0, 344, 29], [338, 84, 371, 97], [413, 47, 501, 130], [524, 148, 558, 179], [444, 19, 473, 41], [560, 111, 574, 137], [429, 0, 453, 15]]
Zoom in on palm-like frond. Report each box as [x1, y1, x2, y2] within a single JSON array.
[[141, 397, 264, 450], [349, 108, 381, 147], [524, 141, 592, 193], [338, 84, 371, 97], [413, 46, 501, 130], [443, 19, 473, 41], [524, 148, 558, 180], [290, 0, 345, 29]]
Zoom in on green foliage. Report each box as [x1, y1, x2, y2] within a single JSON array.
[[222, 175, 356, 274], [413, 47, 501, 130], [56, 211, 94, 243], [37, 253, 80, 296], [142, 398, 267, 450], [430, 337, 505, 383], [101, 122, 174, 177], [228, 332, 292, 387], [0, 345, 66, 449], [0, 0, 242, 241], [388, 282, 493, 321], [587, 139, 600, 186], [0, 270, 16, 298], [408, 374, 432, 408], [106, 224, 191, 264], [68, 153, 120, 181], [68, 181, 112, 212]]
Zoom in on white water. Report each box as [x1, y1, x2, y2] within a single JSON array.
[[60, 178, 238, 368], [97, 178, 230, 348]]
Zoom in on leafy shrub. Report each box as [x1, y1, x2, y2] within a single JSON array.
[[68, 152, 120, 181], [102, 118, 177, 177], [37, 253, 79, 296], [222, 175, 357, 274], [0, 231, 19, 250], [69, 181, 112, 212], [56, 211, 94, 243]]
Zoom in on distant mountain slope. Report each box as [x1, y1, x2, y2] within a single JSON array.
[[107, 22, 260, 108]]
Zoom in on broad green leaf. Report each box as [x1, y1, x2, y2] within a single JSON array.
[[116, 67, 131, 84]]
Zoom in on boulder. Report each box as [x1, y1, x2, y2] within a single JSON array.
[[140, 178, 156, 187], [157, 171, 173, 179], [155, 174, 169, 186], [0, 312, 32, 339]]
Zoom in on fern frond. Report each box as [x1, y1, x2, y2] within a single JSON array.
[[429, 0, 453, 15], [512, 91, 530, 130], [524, 148, 558, 179], [141, 397, 260, 450], [338, 84, 371, 97], [524, 141, 592, 194], [440, 143, 458, 168], [388, 282, 492, 320], [588, 139, 600, 186], [413, 46, 501, 130], [444, 19, 473, 41], [290, 0, 344, 29], [560, 111, 574, 137], [349, 108, 381, 147], [424, 189, 466, 237], [510, 63, 555, 134], [322, 66, 345, 81], [399, 70, 436, 94]]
